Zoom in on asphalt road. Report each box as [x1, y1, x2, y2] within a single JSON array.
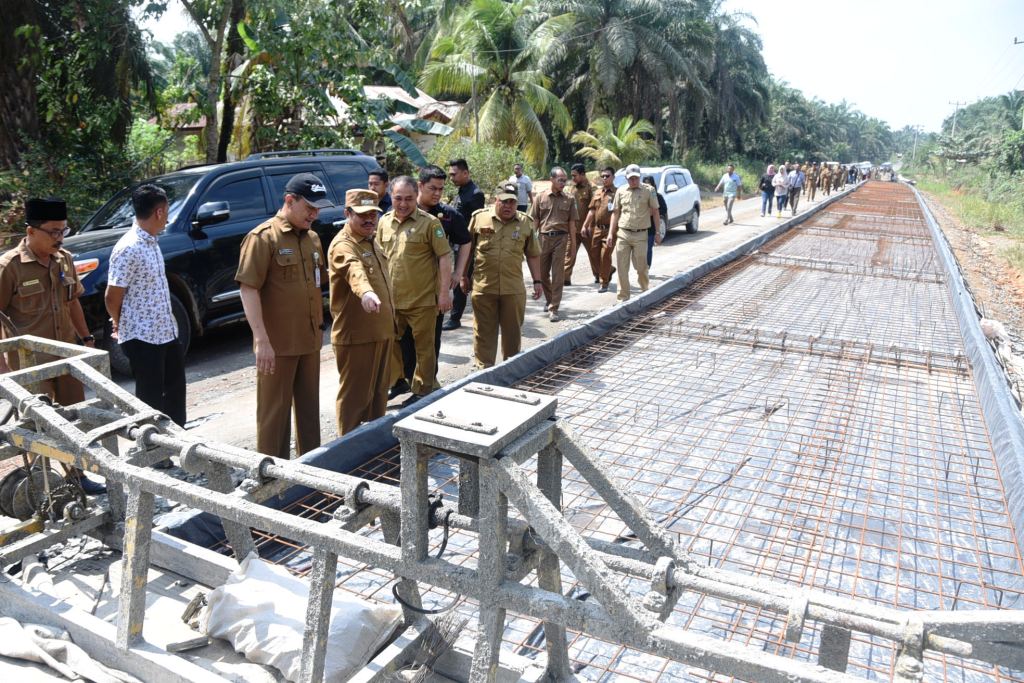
[[163, 186, 843, 452]]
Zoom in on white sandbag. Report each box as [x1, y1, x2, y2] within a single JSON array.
[[201, 553, 402, 682], [0, 617, 140, 683]]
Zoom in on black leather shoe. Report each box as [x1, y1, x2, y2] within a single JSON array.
[[389, 379, 411, 399], [441, 317, 461, 331]]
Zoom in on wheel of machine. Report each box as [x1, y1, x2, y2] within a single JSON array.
[[0, 467, 27, 517], [658, 216, 668, 241], [10, 467, 64, 520], [685, 206, 700, 234], [101, 293, 192, 378]]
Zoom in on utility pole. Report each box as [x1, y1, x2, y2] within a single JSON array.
[[1015, 38, 1024, 130], [912, 126, 921, 164], [948, 100, 967, 137]]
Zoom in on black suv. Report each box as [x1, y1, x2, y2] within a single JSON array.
[[64, 149, 380, 374]]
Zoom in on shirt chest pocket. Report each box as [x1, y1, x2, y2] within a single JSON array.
[[275, 252, 300, 282], [16, 280, 47, 311]]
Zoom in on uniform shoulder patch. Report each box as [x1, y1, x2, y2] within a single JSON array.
[[434, 227, 444, 238]]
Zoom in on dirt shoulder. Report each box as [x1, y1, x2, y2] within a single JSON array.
[[920, 190, 1024, 394]]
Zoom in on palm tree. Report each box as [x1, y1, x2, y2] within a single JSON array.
[[420, 0, 574, 165], [543, 0, 705, 124], [571, 116, 657, 167]]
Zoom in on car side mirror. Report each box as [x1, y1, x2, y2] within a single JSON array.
[[666, 184, 679, 193], [193, 201, 230, 228]]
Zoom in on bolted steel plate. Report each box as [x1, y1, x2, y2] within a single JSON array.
[[393, 382, 557, 459]]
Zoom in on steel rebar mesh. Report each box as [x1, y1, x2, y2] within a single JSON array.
[[209, 182, 1023, 682]]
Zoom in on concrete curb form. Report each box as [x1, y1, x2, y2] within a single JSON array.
[[911, 184, 1024, 551]]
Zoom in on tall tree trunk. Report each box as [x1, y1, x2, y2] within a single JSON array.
[[0, 0, 41, 169], [217, 0, 245, 162], [183, 0, 232, 164]]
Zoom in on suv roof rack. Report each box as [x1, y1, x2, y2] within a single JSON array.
[[246, 149, 366, 160]]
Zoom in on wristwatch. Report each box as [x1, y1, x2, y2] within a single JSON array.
[[80, 335, 95, 343], [533, 280, 542, 284]]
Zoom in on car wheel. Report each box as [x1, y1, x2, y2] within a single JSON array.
[[101, 319, 131, 378], [659, 216, 668, 241], [170, 294, 193, 355], [101, 294, 192, 378], [685, 206, 700, 234]]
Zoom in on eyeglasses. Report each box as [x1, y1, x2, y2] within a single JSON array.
[[552, 177, 567, 183], [600, 174, 612, 179], [33, 226, 71, 239]]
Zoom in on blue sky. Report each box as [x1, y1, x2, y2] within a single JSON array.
[[143, 0, 1024, 133]]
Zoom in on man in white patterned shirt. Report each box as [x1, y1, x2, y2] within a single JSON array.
[[105, 184, 186, 430]]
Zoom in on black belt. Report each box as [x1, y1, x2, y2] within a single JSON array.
[[622, 227, 648, 232], [542, 230, 568, 236]]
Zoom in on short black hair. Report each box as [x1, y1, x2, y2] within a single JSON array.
[[642, 175, 656, 185], [447, 158, 469, 172], [602, 166, 615, 175], [369, 168, 389, 182], [391, 175, 417, 194], [132, 184, 168, 220], [419, 165, 447, 184], [570, 163, 586, 174]]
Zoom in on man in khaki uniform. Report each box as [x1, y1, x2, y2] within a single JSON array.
[[329, 189, 396, 434], [236, 173, 329, 459], [469, 183, 543, 368], [608, 164, 659, 301], [529, 166, 577, 322], [581, 167, 617, 292], [564, 163, 596, 285], [0, 197, 93, 402], [376, 176, 452, 400]]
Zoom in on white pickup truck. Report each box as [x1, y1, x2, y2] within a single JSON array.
[[614, 165, 702, 234]]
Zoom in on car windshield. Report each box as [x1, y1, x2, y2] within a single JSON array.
[[80, 173, 201, 233], [613, 171, 662, 188]]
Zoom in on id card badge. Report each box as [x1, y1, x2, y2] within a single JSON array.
[[313, 252, 321, 287], [607, 200, 614, 212]]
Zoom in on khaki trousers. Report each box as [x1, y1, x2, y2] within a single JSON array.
[[334, 339, 392, 435], [392, 305, 439, 395], [615, 229, 649, 301], [471, 291, 526, 368], [563, 227, 600, 282], [591, 225, 615, 285], [256, 352, 321, 459], [539, 232, 568, 311]]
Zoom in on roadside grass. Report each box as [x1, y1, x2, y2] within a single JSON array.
[[913, 172, 1024, 272]]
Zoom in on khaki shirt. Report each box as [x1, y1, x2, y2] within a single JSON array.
[[529, 189, 578, 233], [568, 182, 593, 233], [376, 209, 451, 310], [469, 208, 541, 295], [235, 212, 326, 356], [613, 185, 658, 231], [588, 186, 616, 227], [0, 238, 83, 344], [328, 228, 396, 346]]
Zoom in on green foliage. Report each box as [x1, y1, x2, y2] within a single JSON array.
[[127, 118, 198, 176], [428, 137, 540, 199], [420, 0, 573, 166], [571, 116, 658, 168]]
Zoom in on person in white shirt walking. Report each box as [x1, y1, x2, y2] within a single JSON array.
[[105, 184, 186, 430], [713, 164, 742, 225], [787, 164, 806, 216], [509, 163, 534, 213]]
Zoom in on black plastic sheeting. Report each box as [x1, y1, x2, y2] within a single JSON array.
[[912, 185, 1024, 551]]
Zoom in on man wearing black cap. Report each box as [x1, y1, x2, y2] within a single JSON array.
[[235, 173, 330, 459], [0, 197, 94, 398]]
